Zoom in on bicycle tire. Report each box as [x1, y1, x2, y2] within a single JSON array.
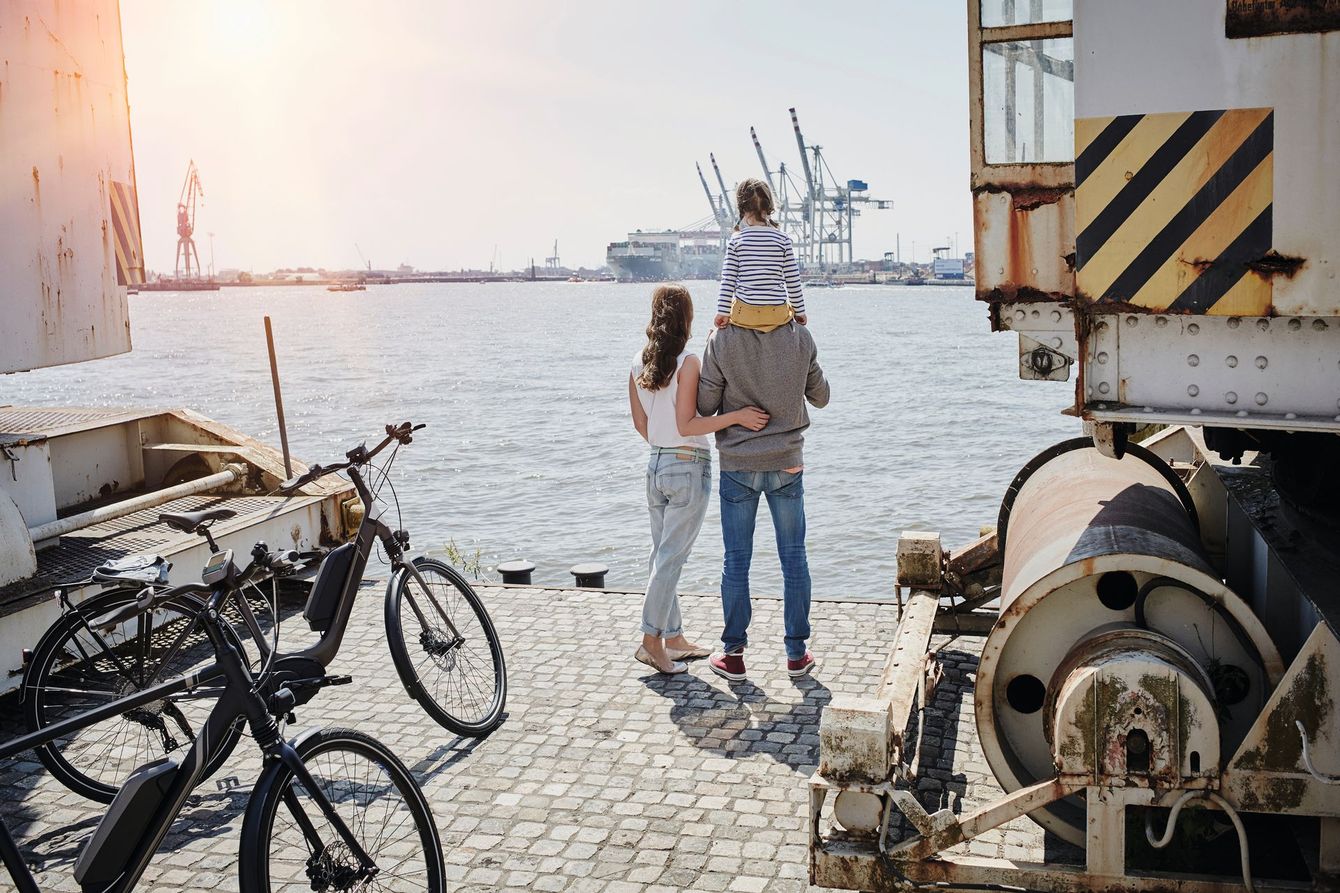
[[23, 586, 244, 803], [384, 557, 507, 737], [238, 727, 445, 893]]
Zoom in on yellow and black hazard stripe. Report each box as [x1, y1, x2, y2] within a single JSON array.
[[110, 180, 145, 286], [1074, 107, 1273, 315]]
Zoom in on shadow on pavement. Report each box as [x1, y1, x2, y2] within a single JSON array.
[[641, 670, 830, 774]]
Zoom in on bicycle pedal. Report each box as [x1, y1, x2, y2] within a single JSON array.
[[328, 675, 353, 686]]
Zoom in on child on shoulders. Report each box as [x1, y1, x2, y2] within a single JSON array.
[[714, 178, 807, 334]]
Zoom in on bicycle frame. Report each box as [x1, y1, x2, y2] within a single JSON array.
[[0, 583, 379, 893], [288, 462, 462, 670]]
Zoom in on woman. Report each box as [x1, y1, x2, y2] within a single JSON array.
[[629, 285, 768, 674]]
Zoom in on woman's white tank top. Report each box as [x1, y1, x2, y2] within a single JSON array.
[[631, 349, 712, 450]]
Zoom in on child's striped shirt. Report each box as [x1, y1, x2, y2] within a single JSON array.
[[716, 225, 805, 315]]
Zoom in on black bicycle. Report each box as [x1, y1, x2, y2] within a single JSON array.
[[23, 422, 507, 803], [0, 543, 445, 893]]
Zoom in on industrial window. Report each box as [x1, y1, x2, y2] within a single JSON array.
[[981, 0, 1072, 28], [982, 36, 1074, 164]]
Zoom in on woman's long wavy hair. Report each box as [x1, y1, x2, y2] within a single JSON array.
[[636, 285, 693, 392], [735, 178, 779, 229]]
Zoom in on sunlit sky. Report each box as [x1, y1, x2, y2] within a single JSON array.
[[122, 2, 973, 273]]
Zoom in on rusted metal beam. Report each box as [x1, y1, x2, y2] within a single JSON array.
[[814, 844, 1310, 892], [889, 777, 1082, 861], [818, 589, 939, 784], [879, 589, 939, 728]]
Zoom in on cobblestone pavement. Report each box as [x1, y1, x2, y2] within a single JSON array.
[[0, 585, 1069, 891]]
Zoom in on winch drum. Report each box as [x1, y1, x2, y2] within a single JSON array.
[[976, 440, 1283, 846]]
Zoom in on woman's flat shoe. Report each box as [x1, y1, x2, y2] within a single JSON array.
[[635, 646, 687, 675], [666, 642, 711, 661]]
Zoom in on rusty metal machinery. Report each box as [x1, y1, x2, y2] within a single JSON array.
[[978, 440, 1283, 846], [811, 432, 1340, 891], [811, 0, 1340, 888]]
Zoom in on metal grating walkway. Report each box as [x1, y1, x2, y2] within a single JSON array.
[[0, 405, 162, 443], [0, 494, 288, 611]]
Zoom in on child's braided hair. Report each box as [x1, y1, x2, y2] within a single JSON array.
[[637, 284, 693, 391]]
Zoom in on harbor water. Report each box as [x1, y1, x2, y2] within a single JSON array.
[[2, 282, 1075, 600]]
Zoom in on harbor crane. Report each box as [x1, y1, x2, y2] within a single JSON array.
[[709, 153, 733, 224], [696, 161, 732, 244], [173, 160, 204, 279], [545, 240, 560, 270], [787, 107, 891, 270], [750, 127, 775, 196]]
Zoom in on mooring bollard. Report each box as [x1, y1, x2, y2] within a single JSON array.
[[569, 563, 608, 589], [497, 559, 535, 585]]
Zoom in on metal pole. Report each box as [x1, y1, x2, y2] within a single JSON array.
[[263, 316, 293, 478]]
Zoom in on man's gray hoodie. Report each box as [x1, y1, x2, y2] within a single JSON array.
[[696, 321, 830, 472]]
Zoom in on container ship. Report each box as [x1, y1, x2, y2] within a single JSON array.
[[604, 230, 723, 282]]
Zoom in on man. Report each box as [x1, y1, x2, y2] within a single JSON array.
[[697, 319, 830, 682]]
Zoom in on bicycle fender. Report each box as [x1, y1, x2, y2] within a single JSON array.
[[384, 564, 423, 701]]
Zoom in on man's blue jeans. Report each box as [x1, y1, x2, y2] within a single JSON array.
[[718, 469, 811, 660]]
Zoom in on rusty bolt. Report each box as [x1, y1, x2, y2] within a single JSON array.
[[1227, 316, 1241, 329], [1098, 382, 1111, 395], [1097, 351, 1109, 364], [1125, 316, 1138, 327], [1256, 318, 1270, 331], [1188, 323, 1200, 334], [1155, 316, 1168, 327], [1314, 319, 1328, 330], [1289, 318, 1302, 330]]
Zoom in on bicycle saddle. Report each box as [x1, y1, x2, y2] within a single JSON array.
[[159, 508, 236, 533]]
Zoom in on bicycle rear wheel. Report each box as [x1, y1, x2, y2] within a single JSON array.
[[384, 558, 507, 737], [239, 727, 444, 892], [23, 586, 244, 803]]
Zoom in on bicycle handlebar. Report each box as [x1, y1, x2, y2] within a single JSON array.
[[276, 422, 424, 495]]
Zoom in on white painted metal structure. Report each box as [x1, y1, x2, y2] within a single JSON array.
[[1075, 0, 1338, 319], [0, 0, 140, 374]]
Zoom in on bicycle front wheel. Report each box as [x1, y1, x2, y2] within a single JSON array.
[[239, 727, 444, 893], [385, 558, 507, 737], [23, 586, 244, 803]]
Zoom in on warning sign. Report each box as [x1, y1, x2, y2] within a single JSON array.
[[1227, 0, 1340, 39], [110, 181, 145, 286], [1074, 108, 1274, 316]]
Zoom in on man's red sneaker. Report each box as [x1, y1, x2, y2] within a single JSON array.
[[709, 650, 747, 682], [787, 651, 817, 678]]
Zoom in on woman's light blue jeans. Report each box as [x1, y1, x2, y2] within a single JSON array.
[[642, 449, 711, 638], [718, 469, 811, 660]]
